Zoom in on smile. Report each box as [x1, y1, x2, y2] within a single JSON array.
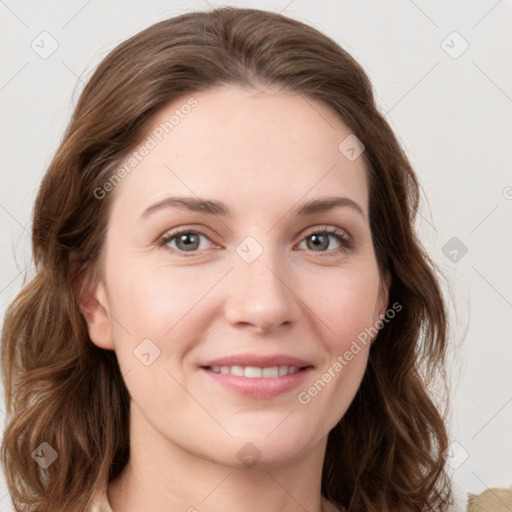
[[200, 366, 312, 398], [207, 365, 301, 378]]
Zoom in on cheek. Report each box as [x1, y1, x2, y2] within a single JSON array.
[[306, 264, 382, 349], [296, 271, 378, 426], [104, 264, 208, 404], [104, 254, 216, 369], [107, 256, 206, 330]]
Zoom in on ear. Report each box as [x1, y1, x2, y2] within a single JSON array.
[[73, 269, 115, 350], [371, 269, 391, 345], [377, 268, 391, 318]]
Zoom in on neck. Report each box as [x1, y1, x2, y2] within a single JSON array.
[[108, 403, 330, 512]]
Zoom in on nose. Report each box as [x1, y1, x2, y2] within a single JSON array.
[[223, 248, 299, 334]]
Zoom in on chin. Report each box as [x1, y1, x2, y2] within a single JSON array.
[[214, 431, 318, 469]]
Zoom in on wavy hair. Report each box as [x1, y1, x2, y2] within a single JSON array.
[[1, 7, 453, 511]]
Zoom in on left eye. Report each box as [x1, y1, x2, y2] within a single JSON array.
[[159, 227, 352, 256], [298, 228, 352, 254]]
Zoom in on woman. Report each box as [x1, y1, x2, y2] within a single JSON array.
[[1, 7, 454, 511]]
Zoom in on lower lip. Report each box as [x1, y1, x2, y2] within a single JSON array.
[[199, 367, 313, 398]]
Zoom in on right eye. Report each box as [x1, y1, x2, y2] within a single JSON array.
[[159, 228, 216, 256]]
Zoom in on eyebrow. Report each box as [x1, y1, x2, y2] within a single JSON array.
[[139, 195, 365, 220]]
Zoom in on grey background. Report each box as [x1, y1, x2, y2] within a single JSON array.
[[1, 1, 511, 510]]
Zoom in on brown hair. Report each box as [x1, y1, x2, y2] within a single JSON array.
[[1, 7, 453, 511]]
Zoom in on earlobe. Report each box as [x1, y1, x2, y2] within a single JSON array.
[[74, 271, 115, 350]]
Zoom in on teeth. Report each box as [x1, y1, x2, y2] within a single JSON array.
[[278, 365, 289, 376], [245, 366, 263, 378], [262, 366, 278, 378], [231, 365, 244, 376], [208, 365, 300, 378]]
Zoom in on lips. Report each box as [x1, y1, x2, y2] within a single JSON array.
[[200, 365, 313, 398], [200, 353, 313, 369], [199, 353, 314, 398]]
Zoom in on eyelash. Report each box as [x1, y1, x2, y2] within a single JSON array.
[[158, 225, 354, 258]]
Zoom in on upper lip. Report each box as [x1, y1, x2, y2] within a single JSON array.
[[200, 353, 314, 369]]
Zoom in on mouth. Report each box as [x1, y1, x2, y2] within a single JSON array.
[[201, 364, 311, 378], [200, 353, 313, 370], [198, 354, 314, 398]]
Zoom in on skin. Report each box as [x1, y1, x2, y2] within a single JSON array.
[[80, 84, 389, 512]]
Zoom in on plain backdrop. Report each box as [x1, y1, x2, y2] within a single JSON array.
[[1, 1, 511, 511]]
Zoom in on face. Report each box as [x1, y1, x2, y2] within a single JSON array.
[[82, 84, 389, 469]]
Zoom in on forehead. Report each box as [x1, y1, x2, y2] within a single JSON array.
[[110, 84, 369, 219]]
